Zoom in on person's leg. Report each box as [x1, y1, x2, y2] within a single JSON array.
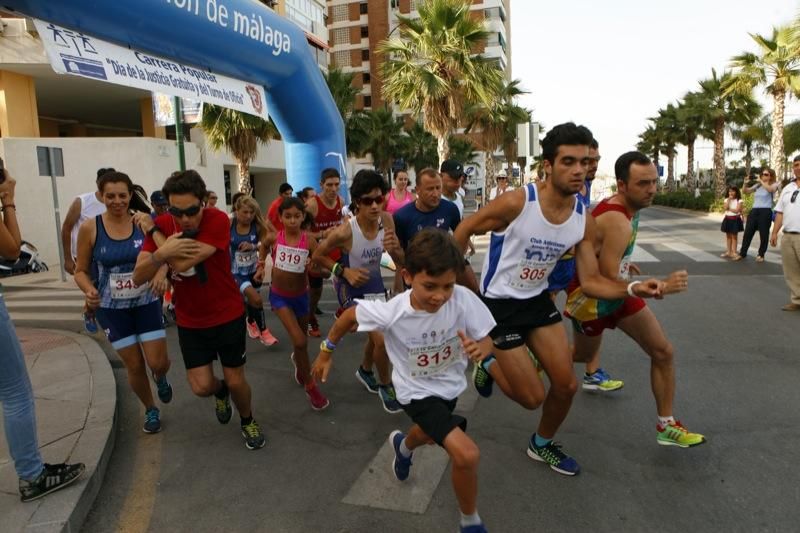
[[442, 428, 480, 517], [572, 326, 622, 391], [116, 344, 157, 409], [739, 213, 757, 257], [756, 209, 772, 259], [528, 322, 577, 440], [221, 365, 252, 419], [369, 332, 392, 385], [186, 364, 221, 397], [274, 306, 309, 382], [486, 343, 543, 408], [308, 275, 323, 335], [243, 286, 266, 331], [781, 235, 800, 306]]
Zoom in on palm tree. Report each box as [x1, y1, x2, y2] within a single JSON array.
[[401, 121, 438, 172], [696, 69, 762, 197], [675, 91, 710, 191], [785, 118, 800, 157], [637, 125, 665, 172], [725, 25, 800, 180], [359, 107, 406, 176], [651, 104, 682, 191], [379, 0, 503, 165], [199, 104, 279, 195], [447, 136, 479, 169], [728, 115, 770, 177], [324, 67, 368, 156]]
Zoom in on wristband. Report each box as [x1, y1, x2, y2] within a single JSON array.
[[332, 262, 344, 277], [147, 225, 160, 237], [627, 280, 641, 297], [1, 204, 16, 212], [320, 339, 336, 353]]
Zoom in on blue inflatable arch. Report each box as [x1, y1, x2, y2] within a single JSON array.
[[2, 0, 347, 193]]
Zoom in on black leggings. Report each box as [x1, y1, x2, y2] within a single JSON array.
[[739, 207, 773, 258]]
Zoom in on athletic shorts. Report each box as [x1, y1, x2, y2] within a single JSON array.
[[308, 272, 325, 289], [177, 314, 247, 369], [547, 256, 576, 293], [95, 301, 165, 350], [233, 272, 262, 294], [269, 289, 309, 319], [400, 396, 466, 447], [481, 291, 563, 350], [333, 277, 388, 309], [569, 296, 646, 337]]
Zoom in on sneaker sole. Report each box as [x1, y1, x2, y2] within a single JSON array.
[[242, 431, 266, 450], [381, 400, 403, 415], [290, 353, 305, 386], [355, 370, 379, 394], [20, 466, 86, 502], [582, 382, 624, 392], [526, 447, 579, 476], [143, 425, 162, 434], [657, 437, 706, 448], [388, 430, 409, 481]]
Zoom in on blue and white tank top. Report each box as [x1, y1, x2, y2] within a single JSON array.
[[230, 222, 260, 277], [341, 217, 386, 300], [94, 216, 154, 309], [480, 183, 586, 299]]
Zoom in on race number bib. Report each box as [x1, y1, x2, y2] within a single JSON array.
[[408, 336, 461, 378], [235, 250, 258, 269], [363, 292, 387, 302], [109, 272, 148, 300], [275, 244, 308, 273], [508, 259, 550, 290], [619, 258, 632, 280]]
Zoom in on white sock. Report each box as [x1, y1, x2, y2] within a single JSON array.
[[399, 438, 413, 458], [658, 415, 675, 428], [460, 511, 482, 527]]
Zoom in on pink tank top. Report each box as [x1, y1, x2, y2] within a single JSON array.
[[271, 230, 310, 296], [385, 189, 413, 215]]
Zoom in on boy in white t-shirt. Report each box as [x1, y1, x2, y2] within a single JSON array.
[[312, 228, 496, 533]]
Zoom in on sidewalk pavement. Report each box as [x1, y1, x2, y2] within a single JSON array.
[[0, 328, 116, 533]]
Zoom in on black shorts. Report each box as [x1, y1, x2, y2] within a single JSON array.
[[482, 292, 562, 350], [308, 273, 324, 289], [400, 396, 466, 446], [177, 314, 247, 369]]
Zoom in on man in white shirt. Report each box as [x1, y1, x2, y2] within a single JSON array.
[[770, 155, 800, 311], [61, 167, 113, 275]]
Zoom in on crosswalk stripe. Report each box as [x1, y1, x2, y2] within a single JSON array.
[[630, 247, 660, 263], [660, 241, 727, 262], [8, 311, 82, 322], [5, 300, 83, 309]]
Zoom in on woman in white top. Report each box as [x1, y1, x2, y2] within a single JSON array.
[[720, 185, 744, 258], [487, 172, 514, 202]]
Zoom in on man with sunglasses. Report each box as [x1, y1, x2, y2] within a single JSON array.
[[770, 155, 800, 312], [133, 170, 266, 450], [312, 170, 405, 413]]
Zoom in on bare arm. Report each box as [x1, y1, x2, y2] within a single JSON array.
[[770, 212, 783, 247], [61, 197, 82, 272], [0, 174, 21, 259], [312, 221, 351, 272], [74, 219, 100, 308], [381, 212, 405, 266], [453, 189, 525, 251], [595, 212, 631, 279]]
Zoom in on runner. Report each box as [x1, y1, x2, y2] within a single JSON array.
[[74, 172, 173, 434], [150, 190, 169, 219], [454, 123, 675, 476], [311, 229, 494, 533], [133, 170, 265, 450], [306, 168, 346, 337], [312, 169, 405, 414], [230, 195, 278, 346], [267, 183, 294, 231], [264, 196, 329, 410], [564, 151, 706, 447], [206, 190, 219, 208], [384, 169, 414, 215]]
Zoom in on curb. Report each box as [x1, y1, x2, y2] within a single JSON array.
[[24, 330, 117, 533], [650, 205, 725, 222]]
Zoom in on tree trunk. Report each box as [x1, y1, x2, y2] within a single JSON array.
[[744, 143, 752, 178], [666, 144, 675, 192], [237, 160, 252, 195], [713, 119, 726, 198], [770, 87, 786, 180], [437, 135, 450, 168], [484, 152, 496, 194], [686, 136, 695, 191]]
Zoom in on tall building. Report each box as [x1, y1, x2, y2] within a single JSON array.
[[264, 0, 329, 70], [327, 0, 511, 111]]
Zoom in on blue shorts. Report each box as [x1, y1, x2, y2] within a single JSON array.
[[234, 272, 261, 294], [547, 256, 576, 293], [95, 300, 166, 350], [332, 277, 387, 309], [269, 289, 309, 319]]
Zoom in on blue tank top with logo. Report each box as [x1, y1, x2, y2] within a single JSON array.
[[230, 222, 260, 277], [93, 215, 154, 309]]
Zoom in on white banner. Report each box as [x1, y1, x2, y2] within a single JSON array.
[[33, 19, 268, 120]]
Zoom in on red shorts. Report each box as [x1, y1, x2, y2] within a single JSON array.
[[569, 296, 646, 337]]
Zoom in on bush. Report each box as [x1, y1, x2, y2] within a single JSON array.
[[653, 191, 718, 212]]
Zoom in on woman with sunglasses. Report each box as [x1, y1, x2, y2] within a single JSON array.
[[74, 172, 173, 434], [385, 169, 415, 215], [313, 170, 405, 414], [734, 168, 779, 262], [265, 197, 329, 410]]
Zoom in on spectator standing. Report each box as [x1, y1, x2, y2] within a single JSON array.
[[770, 156, 800, 311], [735, 168, 778, 262]]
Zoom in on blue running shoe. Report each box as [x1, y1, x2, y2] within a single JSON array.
[[378, 385, 402, 414], [355, 366, 379, 394], [526, 438, 580, 476], [472, 357, 494, 398], [153, 372, 173, 404], [389, 430, 412, 481], [143, 407, 161, 434], [460, 524, 488, 533], [82, 312, 98, 334]]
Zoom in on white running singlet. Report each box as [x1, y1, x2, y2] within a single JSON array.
[[71, 191, 106, 259], [479, 183, 586, 299]]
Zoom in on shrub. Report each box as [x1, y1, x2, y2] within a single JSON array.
[[653, 191, 718, 212]]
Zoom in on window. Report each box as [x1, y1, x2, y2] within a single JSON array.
[[363, 72, 371, 84], [360, 26, 369, 38], [361, 49, 370, 61], [334, 50, 351, 67], [331, 4, 348, 23], [332, 27, 349, 45], [359, 2, 368, 15], [363, 95, 372, 108]]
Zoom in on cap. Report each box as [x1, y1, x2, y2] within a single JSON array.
[[150, 190, 168, 205], [496, 169, 508, 178], [440, 159, 464, 177]]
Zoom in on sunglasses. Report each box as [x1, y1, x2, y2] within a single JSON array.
[[358, 195, 384, 206], [168, 204, 203, 218], [761, 172, 771, 176], [497, 177, 508, 180]]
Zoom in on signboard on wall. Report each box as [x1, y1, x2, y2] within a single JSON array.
[[34, 19, 269, 120]]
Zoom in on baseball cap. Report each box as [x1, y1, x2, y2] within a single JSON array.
[[440, 159, 464, 177], [150, 190, 168, 205]]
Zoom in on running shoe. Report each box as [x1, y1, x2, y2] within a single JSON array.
[[241, 419, 266, 450], [472, 358, 494, 398], [307, 321, 321, 338], [389, 430, 412, 481], [528, 349, 545, 380], [305, 382, 330, 411], [656, 420, 706, 448], [19, 462, 86, 502], [215, 389, 232, 424], [582, 368, 624, 392], [246, 318, 260, 339], [153, 372, 173, 404], [460, 525, 488, 533], [143, 407, 161, 433], [259, 328, 279, 346], [355, 366, 379, 394], [290, 352, 306, 386], [378, 384, 402, 414], [82, 312, 98, 334], [527, 438, 580, 476]]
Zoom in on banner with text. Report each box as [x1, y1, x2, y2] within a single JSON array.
[[34, 19, 268, 120]]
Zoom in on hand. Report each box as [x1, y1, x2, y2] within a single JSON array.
[[150, 271, 170, 297], [84, 288, 100, 310], [629, 263, 641, 276], [631, 278, 665, 299], [238, 241, 255, 251], [0, 174, 16, 206], [770, 234, 778, 247], [311, 351, 333, 383], [661, 270, 689, 296], [344, 267, 370, 287], [253, 266, 265, 283], [382, 228, 401, 255], [157, 233, 201, 261], [64, 257, 77, 276], [133, 212, 155, 234], [458, 330, 487, 362]]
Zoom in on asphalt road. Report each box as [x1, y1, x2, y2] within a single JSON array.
[[73, 206, 800, 533]]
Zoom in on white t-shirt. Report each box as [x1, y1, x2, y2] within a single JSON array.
[[71, 191, 106, 258], [355, 285, 496, 403], [489, 185, 515, 201], [776, 181, 800, 232], [444, 192, 464, 218]]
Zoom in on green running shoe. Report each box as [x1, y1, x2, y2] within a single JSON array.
[[582, 368, 624, 392], [472, 358, 494, 398], [215, 389, 232, 425], [657, 420, 705, 448], [241, 419, 266, 450]]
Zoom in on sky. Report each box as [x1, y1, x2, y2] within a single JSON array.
[[510, 0, 800, 176]]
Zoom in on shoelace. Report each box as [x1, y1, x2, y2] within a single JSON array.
[[242, 422, 261, 438], [145, 410, 159, 423], [537, 441, 567, 463]]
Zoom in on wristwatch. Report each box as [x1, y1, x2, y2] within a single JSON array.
[[147, 225, 160, 237]]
